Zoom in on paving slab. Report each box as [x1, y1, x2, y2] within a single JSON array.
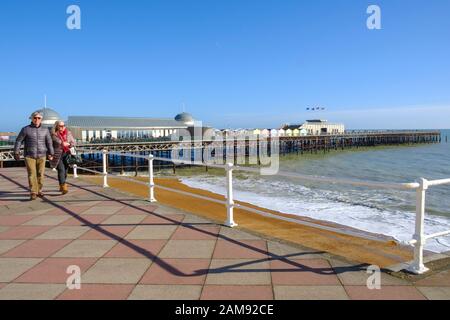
[[0, 283, 66, 300], [3, 239, 72, 258], [205, 259, 271, 285], [116, 205, 158, 215], [329, 258, 411, 286], [61, 215, 109, 226], [81, 206, 123, 215], [0, 215, 36, 226], [36, 226, 90, 240], [414, 269, 450, 287], [219, 227, 262, 240], [23, 215, 70, 226], [344, 286, 426, 300], [125, 225, 177, 240], [201, 285, 273, 300], [182, 214, 215, 224], [417, 287, 450, 300], [171, 225, 220, 240], [0, 226, 9, 234], [57, 284, 135, 300], [104, 239, 166, 258], [0, 226, 52, 240], [52, 240, 117, 258], [140, 258, 210, 285], [274, 286, 349, 300], [82, 258, 152, 284], [141, 214, 184, 225], [0, 240, 26, 255], [213, 240, 268, 259], [14, 257, 98, 283], [270, 259, 341, 286], [14, 208, 55, 216], [128, 285, 202, 300], [100, 215, 147, 226], [0, 258, 43, 282], [155, 206, 190, 217], [78, 226, 135, 240], [267, 241, 325, 260], [158, 240, 216, 259]]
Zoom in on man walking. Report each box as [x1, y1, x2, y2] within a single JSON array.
[[14, 111, 55, 200]]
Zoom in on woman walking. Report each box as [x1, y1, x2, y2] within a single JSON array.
[[51, 120, 75, 195]]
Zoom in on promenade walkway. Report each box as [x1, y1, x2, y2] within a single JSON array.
[[0, 167, 449, 300]]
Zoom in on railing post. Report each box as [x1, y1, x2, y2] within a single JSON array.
[[225, 163, 238, 227], [102, 149, 109, 188], [148, 154, 157, 202], [73, 165, 78, 178], [408, 178, 429, 274]]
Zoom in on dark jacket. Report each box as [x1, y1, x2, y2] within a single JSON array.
[[14, 123, 54, 159], [50, 130, 76, 168]]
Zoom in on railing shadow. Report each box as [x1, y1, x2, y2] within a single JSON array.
[[0, 170, 370, 278]]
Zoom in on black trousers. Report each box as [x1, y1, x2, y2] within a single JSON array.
[[56, 153, 70, 185]]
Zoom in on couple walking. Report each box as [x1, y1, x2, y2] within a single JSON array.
[[14, 111, 76, 200]]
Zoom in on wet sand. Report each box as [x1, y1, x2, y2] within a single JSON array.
[[80, 175, 413, 267]]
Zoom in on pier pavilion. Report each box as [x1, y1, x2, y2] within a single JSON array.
[[28, 107, 64, 128], [282, 120, 345, 136], [67, 112, 200, 142]]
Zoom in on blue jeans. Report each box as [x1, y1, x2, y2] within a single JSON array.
[[57, 153, 69, 185]]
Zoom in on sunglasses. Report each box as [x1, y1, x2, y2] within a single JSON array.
[[33, 117, 42, 120]]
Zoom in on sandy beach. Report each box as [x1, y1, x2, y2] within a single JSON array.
[[79, 174, 414, 268]]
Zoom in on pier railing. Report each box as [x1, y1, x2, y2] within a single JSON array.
[[73, 149, 450, 275]]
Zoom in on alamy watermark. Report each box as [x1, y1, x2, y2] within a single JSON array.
[[366, 265, 381, 290], [65, 5, 380, 31], [367, 5, 382, 30], [67, 5, 81, 30], [169, 122, 280, 175], [66, 265, 81, 290]]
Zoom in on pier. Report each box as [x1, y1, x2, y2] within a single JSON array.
[[1, 130, 441, 173], [69, 130, 443, 154]]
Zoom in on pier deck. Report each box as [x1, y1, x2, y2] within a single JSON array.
[[1, 168, 449, 300], [0, 131, 441, 165]]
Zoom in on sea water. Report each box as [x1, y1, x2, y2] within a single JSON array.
[[181, 130, 450, 253]]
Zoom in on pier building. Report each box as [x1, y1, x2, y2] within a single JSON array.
[[282, 120, 345, 136], [35, 107, 63, 128], [0, 132, 17, 146], [66, 112, 201, 142]]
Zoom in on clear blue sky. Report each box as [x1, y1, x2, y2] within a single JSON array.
[[1, 0, 450, 131]]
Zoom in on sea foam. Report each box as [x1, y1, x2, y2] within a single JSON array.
[[181, 175, 450, 253]]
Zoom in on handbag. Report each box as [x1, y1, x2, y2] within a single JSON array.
[[66, 147, 83, 166]]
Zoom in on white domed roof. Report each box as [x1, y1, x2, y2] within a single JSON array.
[[174, 112, 194, 125], [36, 107, 62, 126], [37, 108, 61, 120]]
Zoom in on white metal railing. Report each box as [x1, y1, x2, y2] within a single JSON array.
[[73, 149, 450, 274], [406, 177, 450, 274]]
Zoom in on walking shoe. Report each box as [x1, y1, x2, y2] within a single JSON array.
[[30, 193, 37, 200], [61, 183, 68, 195], [38, 191, 44, 197]]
